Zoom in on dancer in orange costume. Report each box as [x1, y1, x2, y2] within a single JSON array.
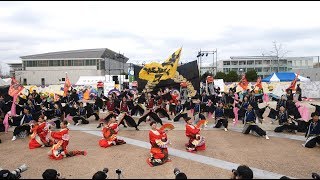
[[29, 115, 53, 149], [48, 120, 87, 160], [147, 121, 174, 167], [185, 118, 206, 153], [99, 114, 126, 148]]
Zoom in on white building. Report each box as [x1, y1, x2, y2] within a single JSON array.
[[217, 56, 316, 78], [13, 48, 131, 85]]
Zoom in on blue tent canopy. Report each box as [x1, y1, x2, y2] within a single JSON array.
[[262, 72, 310, 82]]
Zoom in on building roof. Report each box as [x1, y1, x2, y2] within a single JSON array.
[[20, 48, 129, 62], [230, 56, 277, 60], [7, 63, 22, 65]]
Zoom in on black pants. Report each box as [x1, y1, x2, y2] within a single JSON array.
[[214, 118, 228, 128], [296, 120, 309, 132], [10, 116, 24, 126], [13, 125, 31, 136], [138, 111, 163, 126], [243, 124, 266, 136], [169, 104, 176, 115], [174, 113, 188, 122], [53, 119, 61, 129], [131, 105, 145, 116], [87, 113, 99, 120], [73, 116, 89, 124], [274, 123, 298, 132], [119, 115, 139, 130], [305, 136, 320, 148], [155, 108, 170, 119]]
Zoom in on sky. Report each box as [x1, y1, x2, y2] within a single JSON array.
[[1, 1, 320, 74]]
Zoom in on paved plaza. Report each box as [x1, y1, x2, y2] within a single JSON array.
[[1, 100, 320, 179]]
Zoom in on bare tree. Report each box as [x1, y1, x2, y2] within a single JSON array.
[[264, 41, 290, 72]]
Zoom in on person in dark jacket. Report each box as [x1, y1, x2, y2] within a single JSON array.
[[303, 112, 320, 148]]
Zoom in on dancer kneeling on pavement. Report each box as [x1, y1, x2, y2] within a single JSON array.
[[214, 102, 228, 131], [147, 121, 174, 167], [173, 100, 189, 122], [29, 115, 53, 149], [48, 120, 87, 160], [11, 106, 33, 141], [267, 105, 299, 133], [242, 103, 269, 140], [303, 112, 320, 148], [99, 114, 126, 148], [72, 102, 89, 126], [185, 117, 206, 152]]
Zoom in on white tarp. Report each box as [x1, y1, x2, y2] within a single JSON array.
[[75, 76, 105, 85], [213, 79, 225, 92], [0, 78, 11, 87]]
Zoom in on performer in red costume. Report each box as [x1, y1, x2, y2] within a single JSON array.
[[185, 118, 206, 153], [147, 121, 174, 167], [99, 114, 126, 148], [48, 120, 87, 160], [29, 115, 53, 149]]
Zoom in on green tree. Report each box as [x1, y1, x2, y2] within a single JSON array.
[[214, 71, 226, 79], [225, 71, 239, 82], [245, 69, 258, 82]]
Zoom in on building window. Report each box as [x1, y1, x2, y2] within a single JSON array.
[[255, 61, 262, 65], [62, 78, 65, 81], [86, 60, 90, 66], [97, 60, 100, 70], [38, 60, 48, 67], [100, 60, 105, 70], [23, 78, 27, 85], [32, 61, 37, 67], [73, 60, 84, 66], [239, 61, 246, 65], [231, 61, 238, 65], [223, 61, 230, 65], [247, 61, 254, 65], [255, 68, 262, 72]]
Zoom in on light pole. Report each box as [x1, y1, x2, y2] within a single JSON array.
[[196, 49, 218, 76]]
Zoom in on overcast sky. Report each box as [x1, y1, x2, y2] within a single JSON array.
[[1, 1, 320, 74]]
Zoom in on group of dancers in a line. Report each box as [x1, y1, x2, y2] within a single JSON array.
[[1, 85, 319, 166]]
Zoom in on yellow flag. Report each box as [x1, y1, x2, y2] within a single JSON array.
[[139, 48, 182, 82]]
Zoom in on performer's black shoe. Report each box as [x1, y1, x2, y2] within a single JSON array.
[[97, 123, 102, 128], [135, 127, 140, 131]]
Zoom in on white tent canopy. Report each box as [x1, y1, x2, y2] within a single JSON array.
[[75, 76, 105, 86]]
